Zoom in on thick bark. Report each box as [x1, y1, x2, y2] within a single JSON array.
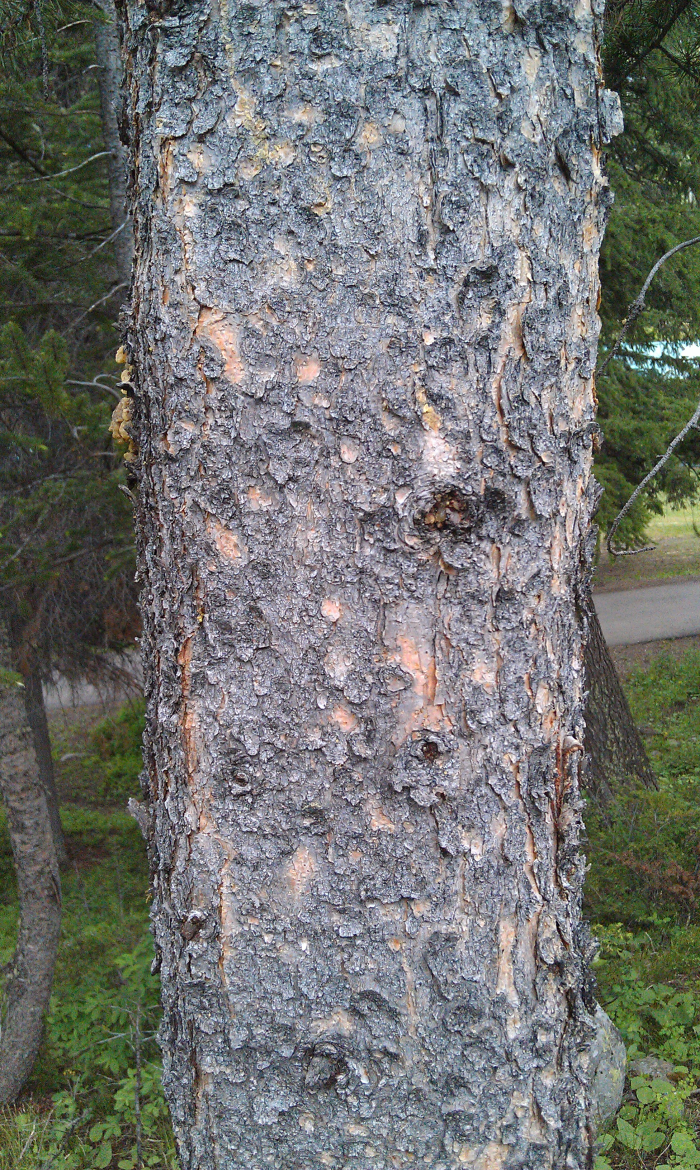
[[583, 599, 655, 804], [119, 2, 621, 1166], [0, 630, 61, 1105], [21, 663, 68, 869], [94, 0, 134, 288]]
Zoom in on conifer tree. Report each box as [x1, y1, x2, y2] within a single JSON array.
[[0, 2, 137, 851], [598, 0, 700, 543]]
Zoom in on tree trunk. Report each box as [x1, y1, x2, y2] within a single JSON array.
[[94, 0, 134, 288], [0, 629, 61, 1105], [118, 2, 621, 1166], [21, 663, 68, 869], [583, 598, 656, 804]]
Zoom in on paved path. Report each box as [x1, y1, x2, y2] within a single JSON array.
[[594, 578, 700, 646]]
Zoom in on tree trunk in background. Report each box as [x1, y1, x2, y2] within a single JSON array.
[[583, 599, 656, 804], [119, 1, 621, 1165], [21, 663, 68, 869], [0, 630, 61, 1105], [94, 0, 133, 288]]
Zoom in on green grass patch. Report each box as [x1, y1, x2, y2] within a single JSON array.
[[51, 699, 145, 808], [647, 501, 700, 543], [4, 646, 700, 1167], [0, 704, 176, 1170], [587, 647, 700, 1167]]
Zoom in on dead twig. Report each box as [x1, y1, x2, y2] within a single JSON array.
[[607, 396, 700, 556], [597, 235, 700, 378]]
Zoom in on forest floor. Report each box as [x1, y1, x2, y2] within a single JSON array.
[[2, 645, 700, 1167]]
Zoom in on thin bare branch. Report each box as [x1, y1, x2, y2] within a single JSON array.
[[15, 150, 110, 186], [597, 235, 700, 377], [0, 126, 49, 176], [70, 281, 128, 328], [606, 396, 700, 556], [65, 377, 122, 400]]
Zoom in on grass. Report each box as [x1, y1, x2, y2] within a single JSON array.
[[0, 701, 177, 1170], [3, 653, 700, 1166], [594, 499, 700, 592], [647, 502, 700, 543], [587, 647, 700, 1168]]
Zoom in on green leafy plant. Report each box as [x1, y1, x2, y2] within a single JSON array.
[[593, 927, 700, 1169]]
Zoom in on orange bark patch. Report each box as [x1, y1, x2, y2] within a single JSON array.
[[296, 356, 321, 383], [331, 705, 357, 732], [158, 140, 174, 201], [178, 635, 193, 688], [178, 637, 201, 781], [196, 308, 244, 385], [321, 598, 341, 622], [357, 121, 381, 149], [455, 1142, 509, 1168], [247, 486, 273, 511], [397, 635, 437, 704], [370, 806, 396, 833], [285, 846, 317, 899], [340, 439, 359, 464], [209, 519, 247, 563]]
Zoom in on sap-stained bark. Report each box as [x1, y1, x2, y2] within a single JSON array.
[[118, 1, 620, 1166], [0, 630, 61, 1104]]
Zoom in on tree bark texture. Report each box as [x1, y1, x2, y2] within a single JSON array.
[[582, 598, 655, 805], [119, 2, 621, 1166], [21, 663, 68, 869], [0, 629, 61, 1105], [94, 0, 134, 288]]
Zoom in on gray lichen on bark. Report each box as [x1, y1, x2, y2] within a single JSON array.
[[117, 0, 621, 1165]]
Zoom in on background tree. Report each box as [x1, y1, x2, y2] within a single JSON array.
[[0, 627, 61, 1105], [575, 1, 700, 802], [597, 0, 700, 544], [0, 0, 138, 863]]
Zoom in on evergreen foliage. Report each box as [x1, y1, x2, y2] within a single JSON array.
[[598, 2, 700, 545], [0, 1, 136, 676]]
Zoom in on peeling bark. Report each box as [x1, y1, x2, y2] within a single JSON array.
[[118, 1, 620, 1165], [583, 599, 655, 805], [0, 628, 61, 1105]]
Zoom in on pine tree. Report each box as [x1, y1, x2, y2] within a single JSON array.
[[597, 1, 700, 543], [0, 3, 137, 851]]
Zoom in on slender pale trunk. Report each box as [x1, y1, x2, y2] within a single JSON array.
[[0, 629, 61, 1104], [21, 662, 68, 869], [118, 2, 622, 1165], [583, 599, 655, 804], [94, 0, 133, 288]]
